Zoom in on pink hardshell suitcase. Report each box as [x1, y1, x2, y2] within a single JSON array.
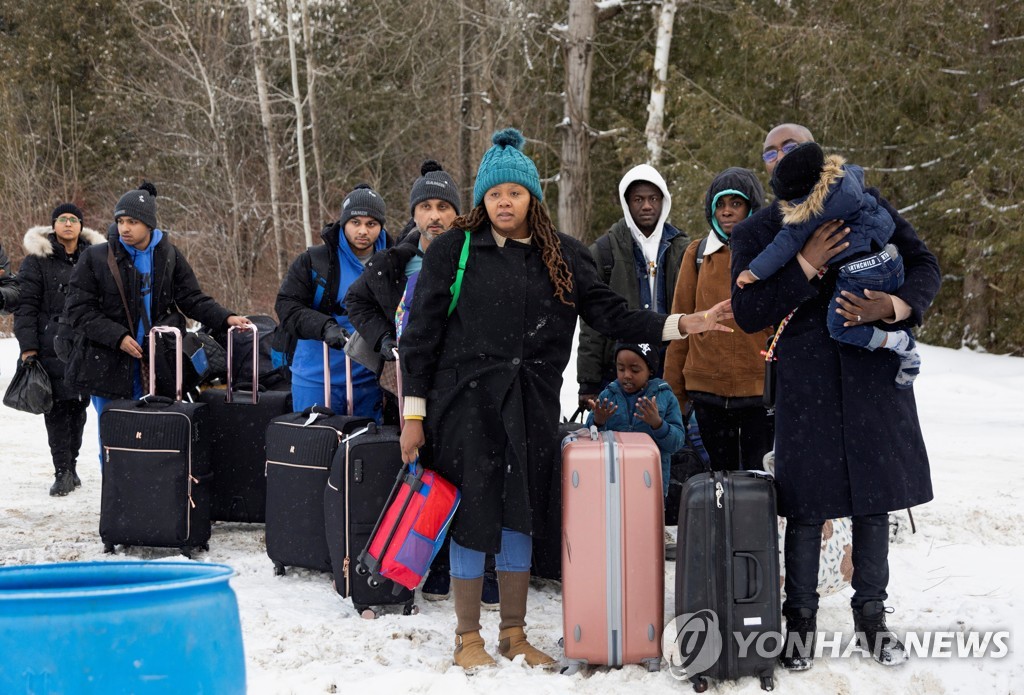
[[561, 428, 664, 673]]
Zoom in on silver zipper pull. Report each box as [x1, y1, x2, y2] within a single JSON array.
[[715, 482, 724, 509]]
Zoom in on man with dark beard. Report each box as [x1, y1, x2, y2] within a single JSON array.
[[345, 159, 500, 608]]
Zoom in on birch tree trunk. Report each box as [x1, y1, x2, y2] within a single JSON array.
[[299, 0, 326, 229], [645, 0, 678, 167], [244, 0, 286, 278], [558, 0, 596, 241], [286, 0, 313, 249]]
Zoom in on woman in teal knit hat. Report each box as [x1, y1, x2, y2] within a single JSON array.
[[398, 128, 734, 672]]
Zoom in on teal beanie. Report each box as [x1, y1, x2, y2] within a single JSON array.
[[472, 128, 543, 207]]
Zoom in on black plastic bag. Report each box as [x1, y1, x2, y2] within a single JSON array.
[[3, 357, 53, 414]]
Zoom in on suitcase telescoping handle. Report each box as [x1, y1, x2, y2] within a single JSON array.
[[148, 325, 183, 401], [322, 336, 355, 417], [226, 323, 259, 404], [392, 347, 404, 431]]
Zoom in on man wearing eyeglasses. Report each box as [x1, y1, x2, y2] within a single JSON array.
[[730, 123, 940, 671]]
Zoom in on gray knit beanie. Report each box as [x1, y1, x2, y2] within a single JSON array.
[[409, 160, 461, 215], [340, 184, 386, 228], [113, 181, 158, 230]]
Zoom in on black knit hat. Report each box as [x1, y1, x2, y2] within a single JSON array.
[[113, 181, 158, 230], [409, 160, 461, 215], [770, 142, 825, 201], [615, 342, 660, 376], [51, 203, 84, 227], [340, 184, 386, 228]]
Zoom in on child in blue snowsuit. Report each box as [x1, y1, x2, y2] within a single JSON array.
[[735, 142, 921, 388], [586, 342, 685, 496]]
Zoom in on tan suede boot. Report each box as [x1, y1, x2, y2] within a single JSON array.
[[452, 577, 496, 672], [496, 571, 556, 668]]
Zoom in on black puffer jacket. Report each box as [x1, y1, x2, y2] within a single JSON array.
[[0, 241, 18, 314], [344, 230, 422, 351], [63, 225, 234, 399], [14, 226, 105, 400]]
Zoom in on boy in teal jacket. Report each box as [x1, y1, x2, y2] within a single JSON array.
[[586, 342, 686, 496]]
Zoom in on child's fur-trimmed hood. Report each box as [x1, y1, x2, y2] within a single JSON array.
[[22, 225, 105, 258], [779, 154, 847, 226]]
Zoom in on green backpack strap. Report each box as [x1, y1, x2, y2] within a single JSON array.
[[447, 230, 471, 317]]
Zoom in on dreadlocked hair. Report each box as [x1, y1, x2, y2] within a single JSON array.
[[451, 198, 575, 307]]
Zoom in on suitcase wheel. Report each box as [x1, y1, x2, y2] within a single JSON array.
[[180, 546, 192, 559], [760, 675, 774, 691], [643, 657, 660, 672], [367, 577, 381, 588], [356, 605, 378, 620], [273, 563, 286, 577], [402, 602, 418, 616], [355, 563, 369, 577], [559, 661, 583, 676], [691, 676, 708, 693], [103, 543, 115, 554]]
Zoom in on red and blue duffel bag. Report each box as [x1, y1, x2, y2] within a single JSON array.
[[356, 461, 460, 592]]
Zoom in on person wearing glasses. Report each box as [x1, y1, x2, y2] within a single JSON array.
[[736, 141, 921, 388], [730, 123, 939, 671], [14, 204, 105, 495]]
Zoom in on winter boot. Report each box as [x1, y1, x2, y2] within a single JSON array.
[[452, 577, 496, 672], [496, 571, 556, 668], [421, 570, 450, 601], [853, 601, 908, 666], [70, 462, 81, 488], [49, 469, 75, 497], [481, 570, 500, 611], [779, 608, 817, 671], [886, 331, 921, 389]]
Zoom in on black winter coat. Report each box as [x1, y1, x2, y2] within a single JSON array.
[[64, 226, 234, 400], [344, 230, 422, 351], [0, 241, 18, 314], [730, 191, 939, 519], [400, 227, 667, 553], [14, 226, 105, 400]]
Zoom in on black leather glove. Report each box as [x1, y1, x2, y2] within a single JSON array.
[[379, 335, 398, 362], [322, 322, 347, 350]]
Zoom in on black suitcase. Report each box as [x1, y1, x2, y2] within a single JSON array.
[[673, 470, 780, 692], [199, 324, 292, 523], [99, 326, 212, 557], [324, 421, 416, 617], [265, 345, 370, 574]]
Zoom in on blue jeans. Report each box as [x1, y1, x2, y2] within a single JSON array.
[[450, 528, 532, 579], [827, 246, 904, 350]]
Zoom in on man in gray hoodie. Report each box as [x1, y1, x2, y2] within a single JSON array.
[[577, 164, 689, 409]]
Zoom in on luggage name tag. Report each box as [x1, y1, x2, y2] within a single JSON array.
[[302, 412, 320, 427], [342, 426, 369, 443]]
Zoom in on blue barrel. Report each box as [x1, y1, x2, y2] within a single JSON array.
[[0, 561, 246, 694]]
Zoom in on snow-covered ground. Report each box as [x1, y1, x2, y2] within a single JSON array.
[[1, 335, 1022, 694]]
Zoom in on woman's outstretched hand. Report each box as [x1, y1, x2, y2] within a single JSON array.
[[679, 298, 734, 335]]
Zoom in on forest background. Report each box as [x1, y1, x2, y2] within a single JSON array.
[[1, 0, 1021, 353]]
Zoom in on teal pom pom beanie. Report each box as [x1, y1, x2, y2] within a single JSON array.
[[472, 128, 543, 207]]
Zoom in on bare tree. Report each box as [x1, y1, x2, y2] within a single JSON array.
[[245, 0, 287, 279], [285, 0, 313, 248], [644, 0, 678, 166], [557, 0, 597, 241]]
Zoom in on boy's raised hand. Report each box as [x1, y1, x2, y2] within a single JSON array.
[[589, 397, 618, 427], [634, 395, 662, 429]]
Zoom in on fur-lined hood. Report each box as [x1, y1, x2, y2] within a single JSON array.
[[779, 154, 868, 227], [22, 225, 105, 258]]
